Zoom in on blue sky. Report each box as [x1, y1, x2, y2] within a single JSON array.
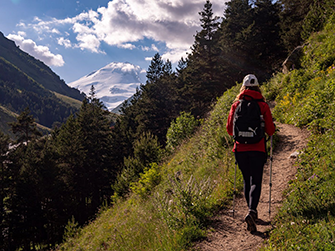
[[0, 0, 227, 84]]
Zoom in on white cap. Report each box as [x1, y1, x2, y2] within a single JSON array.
[[243, 74, 259, 86]]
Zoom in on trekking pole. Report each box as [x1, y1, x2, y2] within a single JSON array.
[[233, 160, 237, 218], [269, 135, 273, 217]]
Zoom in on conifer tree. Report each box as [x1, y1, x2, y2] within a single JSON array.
[[279, 0, 314, 52], [0, 130, 10, 249], [53, 93, 114, 224], [183, 0, 225, 116], [253, 0, 284, 72], [9, 107, 42, 143], [135, 55, 178, 145]]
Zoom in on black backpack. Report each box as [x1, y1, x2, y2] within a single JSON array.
[[233, 96, 265, 144]]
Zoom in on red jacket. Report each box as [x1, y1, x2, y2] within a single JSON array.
[[226, 89, 275, 152]]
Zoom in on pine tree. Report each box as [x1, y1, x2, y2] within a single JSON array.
[[9, 107, 42, 143], [183, 0, 225, 116], [135, 55, 178, 145], [253, 0, 284, 72], [279, 0, 314, 52], [146, 53, 165, 84], [0, 130, 10, 249], [220, 0, 253, 52], [54, 95, 114, 224]]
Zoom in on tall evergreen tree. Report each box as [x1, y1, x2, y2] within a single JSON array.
[[135, 55, 178, 145], [221, 0, 253, 52], [253, 0, 284, 72], [9, 107, 42, 143], [54, 94, 114, 224], [0, 130, 10, 250], [279, 0, 314, 52], [183, 0, 225, 117]]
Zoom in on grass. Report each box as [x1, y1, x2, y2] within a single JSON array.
[[0, 105, 51, 138], [57, 15, 335, 251], [56, 80, 244, 251], [260, 17, 335, 250], [53, 91, 83, 109]]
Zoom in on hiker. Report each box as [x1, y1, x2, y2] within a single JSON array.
[[226, 74, 275, 232]]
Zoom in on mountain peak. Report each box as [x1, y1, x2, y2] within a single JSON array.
[[69, 62, 145, 111]]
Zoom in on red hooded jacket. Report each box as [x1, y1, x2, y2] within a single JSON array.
[[226, 89, 275, 152]]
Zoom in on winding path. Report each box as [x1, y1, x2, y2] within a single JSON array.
[[194, 123, 309, 250]]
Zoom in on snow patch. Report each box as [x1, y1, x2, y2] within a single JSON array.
[[68, 62, 145, 110]]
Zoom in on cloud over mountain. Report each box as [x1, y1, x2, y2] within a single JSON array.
[[7, 33, 65, 67]]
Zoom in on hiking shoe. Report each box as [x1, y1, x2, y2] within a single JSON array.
[[249, 209, 258, 220], [245, 212, 257, 233]]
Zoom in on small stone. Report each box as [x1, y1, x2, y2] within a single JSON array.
[[290, 151, 300, 158]]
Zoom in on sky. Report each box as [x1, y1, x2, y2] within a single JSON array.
[[0, 0, 228, 84]]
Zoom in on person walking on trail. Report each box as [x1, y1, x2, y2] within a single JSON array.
[[226, 74, 275, 233]]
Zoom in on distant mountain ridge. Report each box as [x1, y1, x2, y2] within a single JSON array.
[[0, 32, 83, 100], [0, 31, 85, 137], [68, 62, 145, 111]]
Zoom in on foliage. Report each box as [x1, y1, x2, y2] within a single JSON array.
[[2, 1, 335, 250], [261, 17, 335, 251], [56, 65, 242, 250], [130, 163, 162, 198], [9, 107, 42, 143], [166, 111, 201, 150], [0, 94, 116, 250], [273, 19, 335, 130], [112, 132, 162, 199]]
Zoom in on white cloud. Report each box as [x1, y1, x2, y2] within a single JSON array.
[[75, 33, 103, 53], [18, 31, 26, 37], [57, 37, 72, 48], [118, 43, 136, 50], [7, 33, 65, 67], [22, 0, 227, 63]]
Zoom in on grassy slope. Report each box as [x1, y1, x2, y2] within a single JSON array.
[[0, 106, 17, 138], [56, 83, 243, 251], [261, 17, 335, 250], [53, 92, 83, 110], [0, 105, 51, 138], [57, 17, 335, 251]]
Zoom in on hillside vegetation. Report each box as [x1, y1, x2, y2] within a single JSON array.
[[57, 16, 335, 251], [0, 32, 84, 136], [260, 17, 335, 250], [1, 0, 334, 250]]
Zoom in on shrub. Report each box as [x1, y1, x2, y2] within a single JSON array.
[[166, 112, 200, 150]]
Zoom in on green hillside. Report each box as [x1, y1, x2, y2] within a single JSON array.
[[260, 17, 335, 250], [0, 32, 82, 100], [0, 33, 85, 136], [0, 105, 17, 138], [1, 0, 334, 250], [56, 16, 335, 251]]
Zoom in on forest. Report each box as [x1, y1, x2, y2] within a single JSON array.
[[0, 0, 334, 250]]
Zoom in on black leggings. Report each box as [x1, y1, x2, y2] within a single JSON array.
[[235, 151, 266, 212]]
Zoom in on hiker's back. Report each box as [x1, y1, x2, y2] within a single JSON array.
[[233, 96, 265, 144]]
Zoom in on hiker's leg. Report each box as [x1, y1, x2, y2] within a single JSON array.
[[249, 151, 266, 211], [235, 152, 251, 207]]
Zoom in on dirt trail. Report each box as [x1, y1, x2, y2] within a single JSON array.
[[194, 123, 309, 251]]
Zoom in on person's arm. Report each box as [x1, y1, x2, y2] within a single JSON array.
[[226, 102, 237, 136], [263, 103, 275, 136]]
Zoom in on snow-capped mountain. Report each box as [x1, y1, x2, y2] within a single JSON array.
[[68, 62, 145, 111]]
